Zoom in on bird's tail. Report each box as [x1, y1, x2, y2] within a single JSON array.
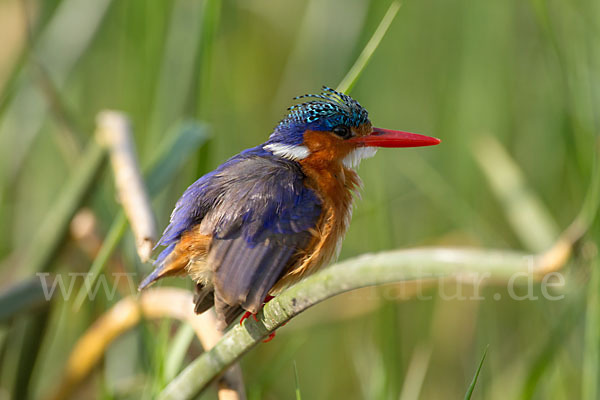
[[193, 284, 244, 329], [138, 242, 187, 290], [138, 231, 211, 290]]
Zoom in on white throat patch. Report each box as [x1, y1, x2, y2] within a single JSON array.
[[342, 147, 378, 169], [264, 143, 310, 161]]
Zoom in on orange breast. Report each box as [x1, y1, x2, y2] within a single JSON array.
[[272, 130, 362, 291]]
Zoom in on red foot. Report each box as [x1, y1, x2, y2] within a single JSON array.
[[238, 295, 281, 342], [239, 311, 258, 325], [263, 332, 277, 343]]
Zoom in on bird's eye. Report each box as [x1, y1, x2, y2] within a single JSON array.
[[332, 125, 351, 139]]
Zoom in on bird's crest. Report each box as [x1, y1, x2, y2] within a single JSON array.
[[279, 86, 370, 130]]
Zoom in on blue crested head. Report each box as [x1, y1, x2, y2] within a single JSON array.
[[268, 86, 370, 146]]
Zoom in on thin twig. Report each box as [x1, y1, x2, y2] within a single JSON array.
[[96, 111, 157, 262]]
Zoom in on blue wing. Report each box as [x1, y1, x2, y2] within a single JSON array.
[[150, 147, 322, 316]]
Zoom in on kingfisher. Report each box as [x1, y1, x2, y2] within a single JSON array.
[[139, 87, 440, 331]]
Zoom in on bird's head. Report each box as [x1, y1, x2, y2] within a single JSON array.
[[265, 87, 440, 169]]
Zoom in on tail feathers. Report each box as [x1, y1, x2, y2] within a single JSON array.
[[138, 268, 162, 290], [194, 284, 243, 329], [222, 304, 244, 327], [138, 262, 185, 290], [194, 283, 215, 314], [138, 243, 189, 290], [213, 295, 245, 330]]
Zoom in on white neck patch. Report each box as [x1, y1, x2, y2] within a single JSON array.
[[342, 147, 378, 169], [264, 143, 310, 161]]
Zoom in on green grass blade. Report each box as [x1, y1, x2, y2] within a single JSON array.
[[336, 1, 401, 94], [583, 258, 600, 400], [293, 361, 302, 400], [520, 293, 586, 399], [573, 139, 600, 232], [195, 0, 221, 119], [72, 212, 128, 310], [464, 345, 489, 400], [164, 324, 196, 382], [144, 0, 205, 150]]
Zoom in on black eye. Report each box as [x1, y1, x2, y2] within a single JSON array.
[[332, 125, 351, 139]]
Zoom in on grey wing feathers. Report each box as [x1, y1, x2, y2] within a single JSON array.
[[198, 153, 322, 325], [209, 235, 304, 313]]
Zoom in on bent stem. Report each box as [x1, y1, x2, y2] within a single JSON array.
[[158, 245, 564, 400]]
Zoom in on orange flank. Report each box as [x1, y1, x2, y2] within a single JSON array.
[[155, 230, 211, 284]]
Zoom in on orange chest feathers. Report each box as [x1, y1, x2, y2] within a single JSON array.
[[273, 131, 362, 290]]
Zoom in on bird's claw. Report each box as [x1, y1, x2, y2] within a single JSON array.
[[239, 311, 258, 325], [239, 295, 279, 342], [262, 332, 277, 343]]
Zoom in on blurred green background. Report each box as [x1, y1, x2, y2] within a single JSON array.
[[0, 0, 598, 399]]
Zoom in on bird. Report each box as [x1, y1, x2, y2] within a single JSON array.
[[139, 86, 440, 331]]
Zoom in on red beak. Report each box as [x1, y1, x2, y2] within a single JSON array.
[[348, 127, 441, 148]]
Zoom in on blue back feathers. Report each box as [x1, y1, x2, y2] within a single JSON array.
[[268, 86, 370, 146], [155, 146, 321, 263]]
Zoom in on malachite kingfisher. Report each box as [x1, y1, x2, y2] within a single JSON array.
[[139, 87, 440, 329]]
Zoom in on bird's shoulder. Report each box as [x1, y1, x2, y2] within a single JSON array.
[[200, 147, 323, 241], [158, 146, 322, 248]]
